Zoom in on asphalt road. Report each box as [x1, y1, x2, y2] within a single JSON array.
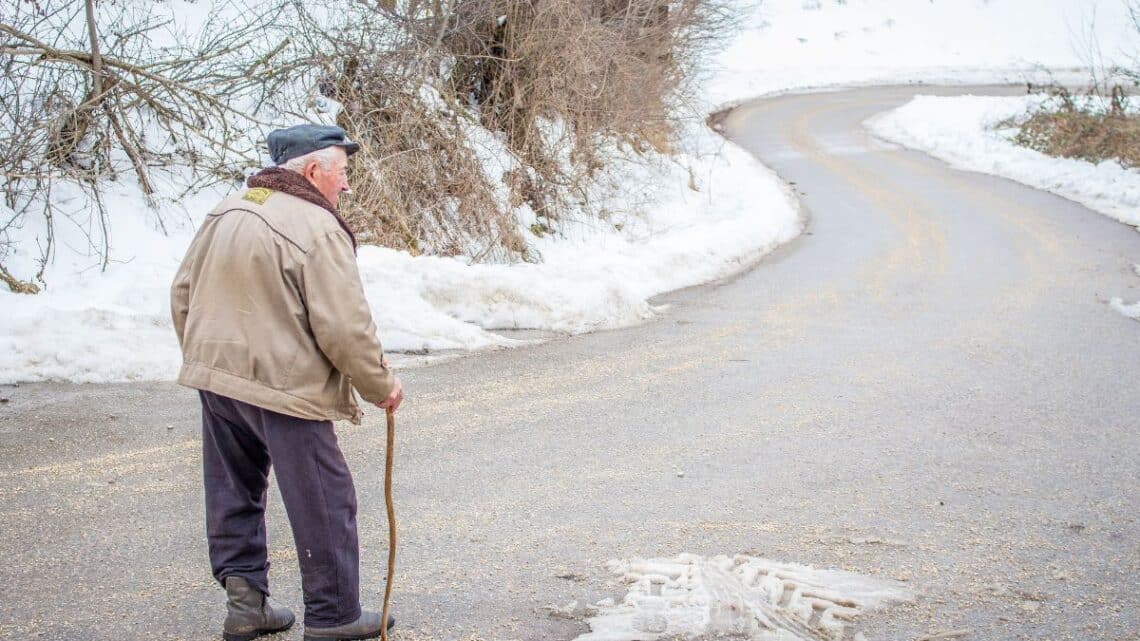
[[2, 86, 1138, 641]]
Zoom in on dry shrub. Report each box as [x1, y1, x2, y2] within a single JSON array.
[[0, 0, 315, 290], [1008, 3, 1140, 169], [297, 5, 534, 263], [441, 0, 731, 211], [447, 1, 678, 162], [1010, 85, 1140, 169], [324, 0, 736, 261], [334, 74, 530, 262]]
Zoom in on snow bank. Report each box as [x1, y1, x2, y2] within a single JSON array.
[[572, 553, 911, 641], [866, 94, 1140, 228], [0, 119, 800, 383], [355, 119, 803, 350]]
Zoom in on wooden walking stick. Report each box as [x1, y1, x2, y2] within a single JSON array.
[[381, 407, 397, 641]]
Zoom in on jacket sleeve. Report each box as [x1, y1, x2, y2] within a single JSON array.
[[170, 249, 194, 348], [300, 230, 396, 404]]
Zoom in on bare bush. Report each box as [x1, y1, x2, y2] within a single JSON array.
[[440, 0, 737, 216], [0, 0, 313, 289], [1010, 3, 1140, 171], [1009, 85, 1139, 168], [280, 2, 532, 261]]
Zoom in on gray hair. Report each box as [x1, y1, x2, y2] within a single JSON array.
[[279, 146, 342, 173]]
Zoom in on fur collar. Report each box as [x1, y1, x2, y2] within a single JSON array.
[[247, 167, 357, 249]]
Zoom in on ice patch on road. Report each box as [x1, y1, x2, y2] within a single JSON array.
[[1111, 267, 1140, 320], [1110, 298, 1140, 321], [574, 553, 911, 641]]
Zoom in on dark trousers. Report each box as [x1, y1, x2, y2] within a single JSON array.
[[200, 390, 361, 627]]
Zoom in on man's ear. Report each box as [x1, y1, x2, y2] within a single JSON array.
[[304, 160, 320, 180]]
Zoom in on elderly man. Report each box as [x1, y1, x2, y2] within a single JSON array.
[[171, 124, 403, 641]]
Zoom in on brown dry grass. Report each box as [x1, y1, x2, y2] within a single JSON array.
[[1009, 87, 1140, 169], [333, 70, 531, 263], [1013, 111, 1140, 168]]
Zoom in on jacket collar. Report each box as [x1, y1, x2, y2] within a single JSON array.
[[247, 167, 357, 250]]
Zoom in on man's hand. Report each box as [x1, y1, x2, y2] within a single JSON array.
[[375, 377, 403, 411]]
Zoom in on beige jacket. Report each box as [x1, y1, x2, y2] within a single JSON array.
[[171, 187, 395, 424]]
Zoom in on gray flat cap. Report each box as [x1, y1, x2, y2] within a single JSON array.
[[267, 124, 360, 165]]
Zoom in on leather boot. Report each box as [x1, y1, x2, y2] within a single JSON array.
[[223, 576, 296, 641], [303, 611, 396, 641]]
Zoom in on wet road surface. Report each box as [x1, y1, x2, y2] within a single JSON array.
[[2, 86, 1138, 641]]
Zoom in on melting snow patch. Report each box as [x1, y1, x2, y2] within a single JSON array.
[[1110, 298, 1140, 321], [575, 553, 911, 641]]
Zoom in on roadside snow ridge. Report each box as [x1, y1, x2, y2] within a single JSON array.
[[575, 553, 911, 641]]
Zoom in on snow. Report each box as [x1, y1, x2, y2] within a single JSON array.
[[0, 173, 226, 383], [357, 124, 803, 350], [3, 0, 1138, 383], [0, 118, 800, 383], [571, 553, 911, 641], [706, 0, 1138, 107], [1111, 264, 1140, 322], [1110, 297, 1140, 319]]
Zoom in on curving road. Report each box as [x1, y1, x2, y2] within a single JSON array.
[[2, 86, 1139, 641]]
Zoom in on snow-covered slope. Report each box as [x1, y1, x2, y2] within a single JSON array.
[[707, 0, 1137, 106]]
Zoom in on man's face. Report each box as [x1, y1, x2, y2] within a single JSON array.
[[305, 147, 350, 208]]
